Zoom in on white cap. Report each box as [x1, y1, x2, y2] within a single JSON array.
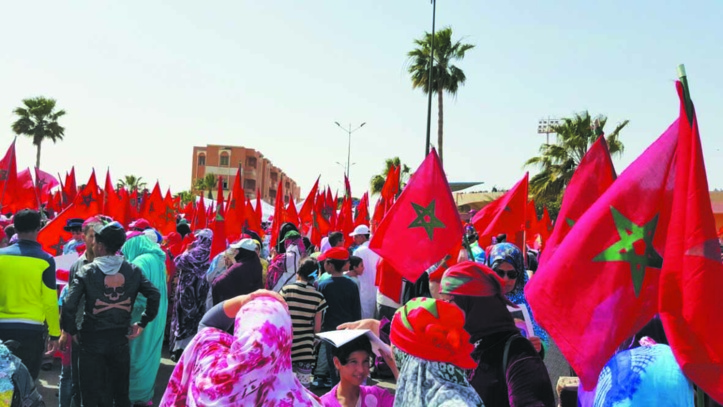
[[230, 238, 258, 252], [349, 225, 370, 237]]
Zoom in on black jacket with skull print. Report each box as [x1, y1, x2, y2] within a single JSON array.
[[61, 259, 161, 336]]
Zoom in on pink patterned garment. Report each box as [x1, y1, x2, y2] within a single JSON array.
[[160, 297, 322, 407]]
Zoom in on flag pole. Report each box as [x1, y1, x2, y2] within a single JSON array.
[[677, 64, 695, 124]]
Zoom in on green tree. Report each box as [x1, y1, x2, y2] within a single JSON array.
[[175, 190, 194, 206], [525, 112, 629, 207], [370, 157, 411, 196], [117, 175, 147, 192], [202, 173, 217, 199], [11, 97, 66, 169], [408, 27, 474, 165]]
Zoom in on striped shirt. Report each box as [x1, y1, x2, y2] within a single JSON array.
[[280, 281, 328, 363]]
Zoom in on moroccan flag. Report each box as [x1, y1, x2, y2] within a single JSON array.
[[245, 197, 263, 237], [194, 198, 207, 230], [63, 167, 77, 205], [285, 198, 300, 227], [354, 192, 370, 227], [525, 199, 539, 248], [344, 175, 352, 198], [138, 182, 174, 234], [182, 200, 194, 224], [209, 177, 227, 259], [10, 169, 40, 212], [658, 82, 723, 403], [0, 140, 18, 211], [310, 208, 331, 248], [381, 165, 400, 203], [225, 169, 246, 241], [298, 177, 319, 235], [103, 171, 129, 227], [269, 180, 285, 249], [370, 149, 463, 282], [539, 136, 617, 267], [39, 171, 103, 256], [525, 107, 680, 391], [337, 196, 354, 248], [375, 258, 405, 303], [34, 167, 59, 204], [371, 198, 387, 233], [472, 173, 528, 248]]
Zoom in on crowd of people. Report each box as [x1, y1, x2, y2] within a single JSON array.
[[0, 207, 713, 407]]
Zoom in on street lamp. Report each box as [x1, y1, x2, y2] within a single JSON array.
[[537, 117, 560, 145], [425, 0, 437, 158], [334, 122, 366, 180]]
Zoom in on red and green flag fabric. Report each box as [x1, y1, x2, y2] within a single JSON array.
[[525, 96, 681, 392], [370, 149, 462, 282], [658, 82, 723, 403], [539, 136, 617, 267], [34, 167, 59, 204], [298, 177, 319, 235], [0, 140, 18, 211], [471, 172, 528, 248]]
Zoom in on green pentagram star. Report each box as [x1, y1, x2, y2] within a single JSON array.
[[441, 275, 472, 294], [400, 297, 439, 332], [593, 206, 663, 297], [566, 218, 576, 228], [408, 200, 445, 240]]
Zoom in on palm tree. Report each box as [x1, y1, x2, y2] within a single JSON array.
[[370, 157, 411, 195], [175, 190, 194, 206], [525, 112, 629, 205], [11, 97, 66, 169], [203, 173, 217, 199], [117, 175, 147, 192], [408, 27, 474, 165]]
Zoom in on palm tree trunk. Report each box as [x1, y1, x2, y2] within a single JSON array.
[[437, 85, 444, 165], [35, 142, 41, 169]]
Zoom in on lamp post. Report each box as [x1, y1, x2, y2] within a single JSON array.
[[334, 122, 366, 179], [425, 0, 437, 157], [537, 117, 560, 145]]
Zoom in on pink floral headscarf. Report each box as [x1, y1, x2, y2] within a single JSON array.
[[160, 297, 322, 406]]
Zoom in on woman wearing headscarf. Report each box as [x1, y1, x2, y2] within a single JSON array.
[[211, 238, 262, 305], [391, 297, 485, 406], [440, 261, 555, 407], [486, 243, 548, 354], [170, 229, 212, 361], [122, 234, 169, 406], [267, 225, 305, 292], [159, 291, 322, 406]]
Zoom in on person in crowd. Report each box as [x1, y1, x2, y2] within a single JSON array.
[[391, 297, 484, 406], [465, 225, 486, 264], [349, 225, 382, 319], [345, 255, 363, 288], [61, 221, 161, 406], [129, 218, 152, 232], [160, 291, 322, 406], [439, 261, 555, 407], [170, 228, 212, 361], [280, 257, 328, 388], [175, 220, 191, 239], [122, 233, 169, 406], [320, 335, 396, 407], [211, 238, 263, 305], [0, 209, 59, 381], [317, 247, 362, 386], [578, 340, 694, 406], [267, 225, 305, 292], [4, 225, 15, 244], [62, 218, 85, 255], [328, 231, 344, 249], [487, 242, 547, 354]]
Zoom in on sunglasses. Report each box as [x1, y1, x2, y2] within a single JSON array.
[[494, 268, 519, 279]]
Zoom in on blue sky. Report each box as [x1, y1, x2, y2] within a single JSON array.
[[1, 0, 721, 199]]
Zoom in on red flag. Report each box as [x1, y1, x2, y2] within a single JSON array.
[[210, 177, 227, 259], [9, 169, 39, 211], [245, 197, 263, 237], [137, 182, 174, 234], [525, 199, 539, 248], [337, 197, 354, 248], [525, 99, 680, 391], [298, 177, 320, 235], [472, 173, 528, 248], [269, 180, 285, 249], [370, 149, 463, 282], [539, 136, 617, 267], [354, 192, 370, 228], [371, 198, 387, 233], [34, 167, 59, 204], [63, 167, 77, 205], [0, 140, 18, 211], [285, 198, 299, 227], [255, 189, 263, 231], [658, 82, 723, 403], [103, 171, 130, 227], [39, 171, 103, 256], [381, 165, 400, 203], [344, 175, 352, 197], [310, 208, 331, 247], [375, 258, 404, 303], [194, 198, 207, 230], [225, 169, 246, 241]]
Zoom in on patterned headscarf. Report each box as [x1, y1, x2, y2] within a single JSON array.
[[394, 350, 484, 407], [175, 229, 213, 277], [160, 296, 322, 406]]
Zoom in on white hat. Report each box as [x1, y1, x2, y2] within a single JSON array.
[[230, 238, 258, 252], [349, 225, 370, 237]]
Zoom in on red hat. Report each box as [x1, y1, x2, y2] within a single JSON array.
[[129, 218, 151, 230], [439, 261, 505, 298], [390, 297, 476, 369], [318, 247, 349, 261]]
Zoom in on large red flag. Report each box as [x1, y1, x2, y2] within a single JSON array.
[[370, 149, 462, 282], [39, 171, 103, 256], [354, 192, 370, 228], [285, 198, 300, 227], [539, 136, 617, 267], [10, 169, 40, 211], [0, 140, 18, 211], [472, 173, 528, 248], [137, 182, 174, 234], [298, 177, 319, 235], [210, 177, 227, 259], [525, 100, 680, 391], [225, 169, 246, 241], [658, 82, 723, 403], [34, 167, 59, 204]]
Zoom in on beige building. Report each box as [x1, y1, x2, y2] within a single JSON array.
[[191, 144, 301, 203]]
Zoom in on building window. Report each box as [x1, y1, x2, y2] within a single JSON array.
[[285, 181, 290, 190], [220, 154, 229, 166], [246, 157, 257, 169], [238, 162, 243, 172], [269, 189, 277, 200], [198, 154, 206, 166], [244, 179, 256, 191], [222, 178, 229, 190], [270, 172, 278, 183], [284, 195, 290, 204]]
